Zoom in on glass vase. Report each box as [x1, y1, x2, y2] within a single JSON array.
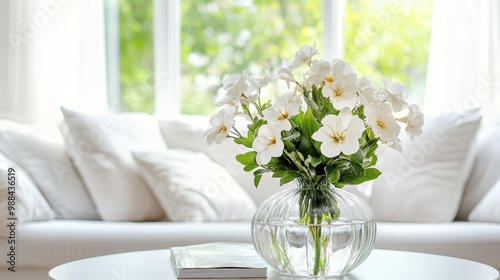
[[251, 178, 376, 277]]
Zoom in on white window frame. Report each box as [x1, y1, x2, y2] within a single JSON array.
[[153, 0, 180, 118], [152, 0, 343, 116]]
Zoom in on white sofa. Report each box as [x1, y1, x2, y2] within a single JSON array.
[[1, 112, 500, 280]]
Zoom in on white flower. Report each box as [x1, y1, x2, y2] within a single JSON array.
[[263, 93, 301, 131], [365, 103, 401, 142], [383, 80, 409, 112], [252, 125, 284, 165], [204, 109, 235, 144], [216, 73, 249, 107], [312, 107, 365, 157], [399, 104, 424, 140], [305, 59, 332, 85], [322, 73, 359, 110], [357, 76, 384, 108], [252, 70, 277, 88], [290, 42, 319, 69], [276, 58, 296, 89], [283, 91, 303, 106], [385, 137, 403, 153], [327, 59, 353, 83]]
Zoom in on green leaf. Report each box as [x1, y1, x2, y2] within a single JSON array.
[[280, 172, 298, 186], [282, 131, 300, 141], [302, 108, 320, 136], [283, 140, 295, 151], [272, 169, 285, 178], [310, 156, 322, 167], [327, 169, 340, 184], [301, 108, 322, 154], [261, 100, 272, 111], [244, 163, 259, 172], [339, 168, 382, 185], [348, 150, 365, 164], [291, 111, 304, 126], [363, 168, 382, 181], [248, 119, 265, 134], [296, 151, 305, 161], [297, 135, 318, 156], [350, 162, 364, 177], [253, 169, 266, 188], [236, 151, 257, 165], [303, 97, 320, 120], [234, 137, 253, 148], [367, 154, 378, 167], [254, 174, 262, 188], [352, 104, 365, 119]]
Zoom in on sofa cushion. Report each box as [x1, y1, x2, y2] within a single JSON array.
[[0, 120, 99, 220], [457, 119, 500, 220], [468, 178, 500, 223], [370, 109, 481, 222], [0, 152, 55, 238], [133, 149, 256, 222], [61, 108, 166, 221]]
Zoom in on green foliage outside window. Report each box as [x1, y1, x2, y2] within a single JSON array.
[[119, 0, 154, 113], [344, 0, 433, 105], [117, 0, 432, 114]]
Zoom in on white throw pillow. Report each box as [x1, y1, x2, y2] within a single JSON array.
[[0, 153, 55, 238], [0, 120, 99, 219], [370, 109, 481, 222], [133, 149, 256, 222], [61, 108, 166, 221], [456, 119, 500, 220], [468, 178, 500, 222]]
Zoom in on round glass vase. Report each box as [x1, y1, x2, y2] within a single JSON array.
[[251, 178, 376, 277]]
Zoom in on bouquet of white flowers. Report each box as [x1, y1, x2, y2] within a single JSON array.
[[205, 43, 424, 189]]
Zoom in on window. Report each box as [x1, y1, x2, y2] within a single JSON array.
[[112, 0, 433, 115], [344, 0, 433, 106], [180, 0, 322, 115]]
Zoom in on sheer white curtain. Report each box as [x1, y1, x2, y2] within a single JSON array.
[[424, 0, 500, 118], [5, 0, 108, 124]]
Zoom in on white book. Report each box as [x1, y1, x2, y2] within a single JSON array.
[[170, 242, 268, 279]]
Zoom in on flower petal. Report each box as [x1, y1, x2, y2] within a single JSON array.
[[345, 116, 365, 140], [338, 107, 353, 130], [320, 141, 342, 158], [340, 140, 360, 155], [312, 127, 333, 143], [256, 151, 272, 165]]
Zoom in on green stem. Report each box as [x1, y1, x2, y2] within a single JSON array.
[[232, 126, 243, 137], [312, 224, 322, 275], [298, 178, 338, 276]]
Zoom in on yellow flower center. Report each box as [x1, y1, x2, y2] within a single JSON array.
[[278, 111, 289, 121], [269, 137, 277, 145], [325, 75, 334, 83], [376, 120, 386, 130], [331, 132, 345, 143], [333, 89, 342, 97], [219, 125, 227, 133]]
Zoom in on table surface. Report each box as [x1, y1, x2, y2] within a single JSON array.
[[49, 249, 499, 280]]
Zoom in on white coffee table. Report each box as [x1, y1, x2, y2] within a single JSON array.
[[48, 249, 499, 280]]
